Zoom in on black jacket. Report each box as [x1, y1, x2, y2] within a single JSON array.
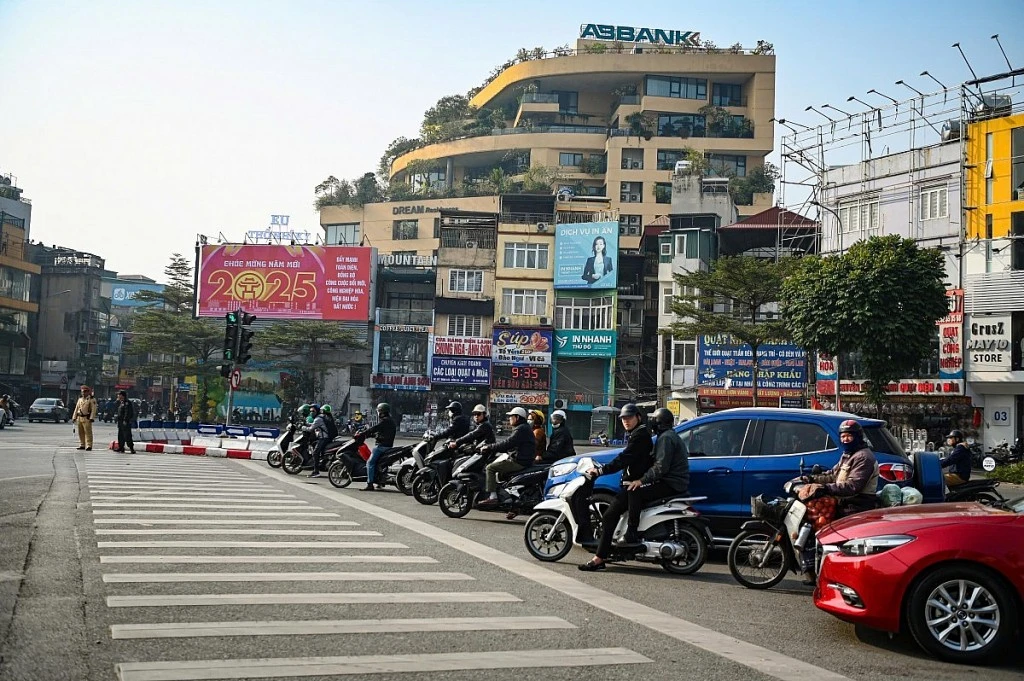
[[360, 415, 396, 447], [115, 400, 135, 427], [454, 419, 496, 447], [542, 424, 575, 463], [491, 422, 536, 467], [602, 424, 654, 482], [641, 428, 689, 492], [939, 443, 972, 481], [435, 414, 472, 441]]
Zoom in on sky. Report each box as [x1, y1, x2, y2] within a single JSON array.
[[1, 0, 1021, 282]]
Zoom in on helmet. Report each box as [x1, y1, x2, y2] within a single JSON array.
[[551, 409, 567, 422], [472, 404, 487, 415], [651, 407, 675, 433], [305, 414, 314, 424], [508, 407, 529, 421], [298, 403, 311, 417], [445, 401, 463, 415], [619, 403, 640, 419], [838, 419, 863, 436], [530, 410, 545, 425], [945, 429, 963, 441], [354, 411, 362, 417], [321, 405, 332, 414], [309, 403, 320, 413], [376, 402, 391, 415]]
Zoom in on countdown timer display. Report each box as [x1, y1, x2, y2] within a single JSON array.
[[491, 365, 551, 391]]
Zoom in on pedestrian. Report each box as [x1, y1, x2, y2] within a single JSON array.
[[115, 390, 136, 453], [72, 385, 98, 451]]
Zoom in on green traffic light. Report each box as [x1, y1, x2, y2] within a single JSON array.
[[226, 311, 239, 324]]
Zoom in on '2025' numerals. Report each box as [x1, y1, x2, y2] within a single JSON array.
[[205, 269, 318, 303]]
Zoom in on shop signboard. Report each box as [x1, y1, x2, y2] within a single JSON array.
[[554, 221, 618, 290], [816, 378, 965, 397], [491, 365, 551, 391], [196, 245, 374, 321], [965, 314, 1012, 372], [432, 335, 492, 358], [429, 357, 491, 385], [492, 328, 552, 366], [370, 374, 430, 392], [937, 288, 965, 380], [109, 281, 165, 308], [40, 360, 68, 385], [698, 335, 806, 390], [490, 391, 550, 406], [553, 330, 617, 358]]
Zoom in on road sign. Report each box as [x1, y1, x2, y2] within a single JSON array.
[[230, 369, 241, 390]]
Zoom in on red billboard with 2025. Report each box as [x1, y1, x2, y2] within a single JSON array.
[[196, 245, 373, 320]]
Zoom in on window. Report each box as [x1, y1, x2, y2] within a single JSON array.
[[449, 269, 483, 293], [711, 83, 743, 107], [679, 419, 752, 457], [986, 132, 995, 205], [657, 114, 705, 138], [758, 421, 833, 456], [985, 214, 993, 273], [838, 197, 880, 236], [554, 295, 614, 330], [920, 186, 948, 221], [447, 315, 483, 337], [645, 75, 707, 101], [660, 242, 672, 257], [377, 332, 428, 375], [349, 367, 366, 385], [552, 90, 578, 114], [655, 182, 672, 204], [657, 149, 688, 170], [502, 288, 547, 316], [410, 169, 446, 192], [324, 222, 360, 245], [1012, 126, 1024, 201], [672, 340, 696, 367], [392, 220, 418, 240], [707, 154, 746, 177], [662, 285, 674, 314], [559, 152, 583, 167], [675, 234, 687, 256], [503, 242, 549, 269]]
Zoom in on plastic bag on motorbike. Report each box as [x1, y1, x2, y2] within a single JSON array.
[[900, 486, 923, 506], [805, 495, 837, 530], [877, 483, 903, 507]]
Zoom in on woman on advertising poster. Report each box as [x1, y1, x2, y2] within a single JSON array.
[[581, 236, 613, 286]]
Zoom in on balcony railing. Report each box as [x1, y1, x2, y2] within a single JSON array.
[[491, 125, 608, 136], [520, 93, 560, 104], [440, 228, 496, 250], [376, 308, 433, 326], [500, 212, 555, 225]]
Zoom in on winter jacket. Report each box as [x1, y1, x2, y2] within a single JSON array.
[[811, 445, 879, 515], [542, 423, 576, 463], [454, 419, 496, 447], [360, 415, 396, 447], [115, 400, 135, 427], [640, 428, 689, 493], [533, 426, 547, 460], [601, 424, 654, 482], [435, 414, 472, 441], [939, 443, 972, 482], [491, 422, 536, 467], [310, 414, 329, 441]]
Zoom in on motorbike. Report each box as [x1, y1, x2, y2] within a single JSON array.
[[438, 449, 552, 521], [411, 437, 471, 505], [523, 457, 710, 575], [327, 439, 414, 490], [944, 476, 1007, 506], [986, 439, 1023, 466], [266, 420, 298, 468], [281, 429, 316, 475]]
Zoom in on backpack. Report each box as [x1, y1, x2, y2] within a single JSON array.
[[324, 413, 339, 440]]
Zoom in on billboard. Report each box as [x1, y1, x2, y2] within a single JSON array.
[[490, 391, 550, 406], [554, 330, 617, 358], [371, 374, 431, 392], [554, 221, 618, 289], [492, 328, 552, 366], [429, 357, 491, 385], [697, 335, 807, 390], [432, 335, 492, 358], [109, 281, 165, 308], [196, 244, 374, 320]]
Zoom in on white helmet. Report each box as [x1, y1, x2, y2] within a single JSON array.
[[472, 404, 487, 415], [508, 407, 529, 420], [551, 409, 567, 421]]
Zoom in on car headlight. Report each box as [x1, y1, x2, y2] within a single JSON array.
[[546, 484, 565, 499], [549, 462, 578, 478], [839, 534, 915, 557]]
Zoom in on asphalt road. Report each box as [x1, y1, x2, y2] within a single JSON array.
[[0, 420, 1021, 681]]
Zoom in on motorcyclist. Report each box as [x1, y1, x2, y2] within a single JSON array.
[[540, 409, 575, 463], [528, 410, 547, 461], [578, 403, 655, 571], [477, 407, 534, 508], [357, 403, 397, 491], [307, 404, 328, 478], [432, 401, 471, 443], [939, 429, 971, 487], [348, 410, 365, 435], [450, 404, 496, 449], [320, 404, 339, 441]]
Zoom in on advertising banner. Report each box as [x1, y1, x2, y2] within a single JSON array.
[[432, 335, 492, 358], [554, 330, 617, 358], [492, 328, 552, 366], [490, 391, 550, 406], [429, 357, 491, 385], [816, 378, 964, 397], [965, 315, 1012, 372], [196, 244, 373, 320], [697, 335, 806, 390], [491, 365, 551, 391], [109, 281, 165, 308], [40, 360, 68, 385], [937, 288, 965, 380], [101, 354, 119, 379], [371, 373, 430, 392], [554, 221, 619, 289]]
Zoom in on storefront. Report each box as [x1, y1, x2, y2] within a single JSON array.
[[551, 330, 617, 441], [964, 313, 1023, 450], [490, 326, 552, 427], [696, 335, 808, 415], [429, 334, 492, 424]]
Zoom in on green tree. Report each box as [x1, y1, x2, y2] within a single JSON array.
[[729, 163, 780, 205], [781, 235, 948, 406], [378, 137, 422, 179], [664, 256, 799, 406], [420, 94, 475, 144], [254, 321, 365, 402]]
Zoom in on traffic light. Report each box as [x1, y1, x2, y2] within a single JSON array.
[[219, 364, 232, 378], [223, 312, 239, 362], [237, 310, 257, 365]]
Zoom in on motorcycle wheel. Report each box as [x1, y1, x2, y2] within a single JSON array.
[[412, 472, 440, 505], [972, 491, 1005, 507], [266, 450, 283, 468], [661, 525, 708, 575], [328, 462, 353, 489], [438, 482, 472, 518], [396, 466, 414, 496], [282, 452, 303, 475], [523, 511, 572, 562], [727, 529, 789, 589]]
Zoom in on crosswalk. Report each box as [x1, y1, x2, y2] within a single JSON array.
[[84, 453, 652, 680]]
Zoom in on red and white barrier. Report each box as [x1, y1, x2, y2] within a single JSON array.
[[108, 441, 268, 459]]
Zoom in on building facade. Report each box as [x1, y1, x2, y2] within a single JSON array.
[[0, 172, 40, 400]]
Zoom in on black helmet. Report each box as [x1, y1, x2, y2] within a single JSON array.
[[445, 401, 463, 416], [376, 402, 391, 415], [619, 403, 640, 419], [945, 429, 963, 441], [838, 419, 863, 436], [651, 407, 674, 433]]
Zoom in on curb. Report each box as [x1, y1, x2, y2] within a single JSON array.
[[108, 441, 266, 460]]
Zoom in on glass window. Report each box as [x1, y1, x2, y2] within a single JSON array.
[[10, 347, 25, 375], [656, 149, 689, 170], [552, 90, 578, 114], [503, 243, 549, 269], [645, 76, 707, 101], [672, 340, 696, 366], [758, 421, 833, 456], [447, 315, 483, 337], [662, 285, 674, 314], [660, 242, 672, 257], [449, 269, 483, 293], [656, 114, 705, 137], [675, 234, 687, 255], [392, 220, 418, 240], [985, 214, 994, 273], [377, 332, 428, 375], [920, 186, 948, 221], [655, 182, 672, 204], [324, 222, 360, 245], [1012, 126, 1024, 200], [711, 83, 743, 107], [559, 152, 584, 167], [501, 288, 547, 316], [707, 154, 746, 177], [680, 419, 752, 457], [554, 295, 614, 330], [410, 169, 446, 192], [838, 197, 880, 236]]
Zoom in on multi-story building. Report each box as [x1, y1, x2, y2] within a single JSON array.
[[0, 172, 40, 400], [963, 109, 1024, 447]]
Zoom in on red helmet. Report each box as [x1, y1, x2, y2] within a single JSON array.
[[838, 419, 863, 435]]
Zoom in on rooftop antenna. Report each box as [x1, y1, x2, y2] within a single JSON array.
[[895, 80, 926, 97], [846, 95, 875, 111], [952, 42, 986, 102], [920, 71, 949, 103], [991, 35, 1015, 84]]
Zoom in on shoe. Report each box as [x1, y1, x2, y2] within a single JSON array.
[[578, 559, 606, 572], [307, 472, 321, 478], [76, 447, 85, 450], [86, 447, 92, 451], [116, 448, 124, 453], [801, 570, 817, 586], [476, 497, 499, 509], [360, 485, 376, 491], [129, 449, 135, 454], [505, 511, 518, 520]]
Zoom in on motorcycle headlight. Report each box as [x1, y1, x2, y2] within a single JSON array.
[[546, 484, 565, 499], [839, 534, 915, 557], [549, 462, 578, 478]]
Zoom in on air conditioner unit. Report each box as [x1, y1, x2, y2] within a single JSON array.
[[632, 161, 641, 169], [497, 316, 511, 325], [553, 399, 567, 409], [536, 222, 549, 232], [620, 182, 630, 190], [630, 194, 640, 201], [539, 316, 551, 326], [465, 240, 477, 248], [619, 225, 627, 235], [556, 193, 571, 202], [620, 194, 629, 202], [629, 225, 640, 235], [628, 215, 640, 225], [621, 160, 630, 170]]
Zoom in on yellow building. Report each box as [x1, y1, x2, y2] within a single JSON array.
[[965, 111, 1024, 242], [0, 175, 40, 393]]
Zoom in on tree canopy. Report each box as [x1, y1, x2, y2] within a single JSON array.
[[254, 321, 365, 401]]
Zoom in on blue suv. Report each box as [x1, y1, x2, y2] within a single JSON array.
[[544, 408, 944, 543]]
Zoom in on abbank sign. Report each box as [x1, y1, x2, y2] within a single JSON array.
[[579, 24, 701, 46]]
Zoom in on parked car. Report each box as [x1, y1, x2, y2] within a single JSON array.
[[27, 398, 70, 423], [814, 497, 1024, 664], [543, 408, 944, 543]]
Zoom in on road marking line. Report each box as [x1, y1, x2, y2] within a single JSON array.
[[97, 540, 407, 549], [243, 459, 855, 681], [92, 519, 358, 526], [87, 486, 280, 493], [90, 497, 305, 504], [86, 477, 255, 483], [94, 529, 380, 536], [102, 571, 472, 583], [99, 555, 436, 564], [91, 504, 312, 510], [91, 500, 309, 507], [92, 511, 339, 517], [111, 615, 573, 640], [106, 591, 518, 608], [0, 474, 51, 482], [89, 492, 295, 499]]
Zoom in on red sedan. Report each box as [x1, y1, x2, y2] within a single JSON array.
[[814, 497, 1024, 664]]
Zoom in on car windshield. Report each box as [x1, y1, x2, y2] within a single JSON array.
[[32, 399, 57, 406]]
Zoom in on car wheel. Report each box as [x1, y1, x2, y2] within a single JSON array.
[[906, 564, 1017, 664]]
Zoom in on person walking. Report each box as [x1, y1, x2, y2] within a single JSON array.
[[115, 390, 136, 453], [72, 386, 98, 450]]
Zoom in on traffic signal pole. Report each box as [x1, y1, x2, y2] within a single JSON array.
[[221, 308, 256, 428]]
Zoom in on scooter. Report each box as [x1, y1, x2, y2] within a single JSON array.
[[438, 450, 551, 520], [327, 440, 414, 490], [435, 444, 497, 518], [523, 457, 710, 575], [411, 439, 472, 505], [266, 420, 298, 468], [944, 474, 1007, 506], [281, 429, 316, 475]]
